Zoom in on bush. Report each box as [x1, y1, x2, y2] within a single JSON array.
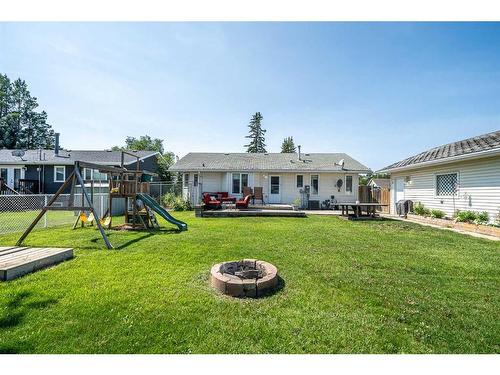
[[430, 209, 446, 219], [413, 202, 430, 216], [455, 210, 478, 223], [162, 193, 177, 208], [162, 193, 191, 211], [172, 196, 191, 211], [476, 211, 489, 225]]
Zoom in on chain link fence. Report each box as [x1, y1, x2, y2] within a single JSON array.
[[0, 193, 114, 235]]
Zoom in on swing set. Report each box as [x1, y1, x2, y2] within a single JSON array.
[[17, 151, 172, 250]]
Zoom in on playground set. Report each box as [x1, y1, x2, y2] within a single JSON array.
[[17, 151, 187, 249]]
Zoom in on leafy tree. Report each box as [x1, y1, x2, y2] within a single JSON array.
[[281, 136, 296, 153], [0, 74, 55, 149], [112, 135, 175, 181], [244, 112, 266, 153]]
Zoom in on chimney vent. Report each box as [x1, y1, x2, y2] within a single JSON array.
[[297, 145, 302, 161], [54, 133, 60, 155]]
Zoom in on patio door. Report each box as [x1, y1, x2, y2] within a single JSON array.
[[269, 175, 281, 203]]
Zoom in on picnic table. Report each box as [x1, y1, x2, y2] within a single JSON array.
[[338, 202, 389, 218]]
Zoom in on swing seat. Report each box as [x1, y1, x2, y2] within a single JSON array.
[[79, 212, 95, 225], [100, 216, 111, 227]]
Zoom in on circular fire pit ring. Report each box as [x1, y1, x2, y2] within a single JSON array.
[[210, 259, 279, 298]]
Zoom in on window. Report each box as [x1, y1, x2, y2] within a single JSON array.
[[436, 173, 458, 196], [183, 173, 189, 185], [346, 175, 353, 194], [270, 176, 280, 194], [311, 175, 319, 195], [241, 174, 248, 191], [232, 173, 249, 194], [0, 168, 7, 181], [84, 168, 92, 180], [296, 175, 303, 188], [232, 173, 240, 194], [54, 166, 65, 182], [193, 173, 198, 187], [83, 168, 107, 181]]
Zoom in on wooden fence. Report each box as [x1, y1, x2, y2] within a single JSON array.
[[358, 185, 390, 213]]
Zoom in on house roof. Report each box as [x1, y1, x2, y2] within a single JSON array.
[[369, 178, 390, 189], [379, 130, 500, 173], [0, 149, 159, 166], [170, 152, 371, 173]]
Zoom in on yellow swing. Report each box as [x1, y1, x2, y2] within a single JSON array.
[[79, 212, 95, 226]]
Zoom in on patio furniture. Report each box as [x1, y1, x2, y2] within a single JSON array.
[[203, 193, 222, 209], [218, 192, 237, 203], [235, 195, 252, 209], [243, 186, 253, 198], [253, 187, 264, 204]]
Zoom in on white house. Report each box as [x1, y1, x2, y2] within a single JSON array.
[[169, 151, 371, 208], [379, 130, 500, 222]]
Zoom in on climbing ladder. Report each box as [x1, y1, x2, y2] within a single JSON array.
[[146, 206, 160, 229]]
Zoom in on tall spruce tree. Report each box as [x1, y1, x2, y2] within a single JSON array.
[[244, 112, 266, 153], [281, 136, 296, 153], [0, 74, 55, 149]]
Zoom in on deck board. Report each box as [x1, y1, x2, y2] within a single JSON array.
[[202, 209, 306, 218], [0, 246, 74, 281]]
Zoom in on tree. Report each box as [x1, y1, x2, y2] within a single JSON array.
[[0, 74, 55, 149], [244, 112, 266, 153], [112, 135, 175, 181], [281, 136, 296, 153]]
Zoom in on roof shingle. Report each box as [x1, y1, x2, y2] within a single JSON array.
[[0, 149, 158, 166], [380, 130, 500, 172], [170, 152, 370, 172]]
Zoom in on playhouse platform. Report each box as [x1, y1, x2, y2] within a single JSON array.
[[0, 246, 74, 281]]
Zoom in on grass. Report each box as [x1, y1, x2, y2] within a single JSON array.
[[0, 212, 498, 353]]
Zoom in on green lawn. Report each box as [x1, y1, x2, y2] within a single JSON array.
[[0, 212, 498, 353]]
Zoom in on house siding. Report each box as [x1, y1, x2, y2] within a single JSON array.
[[186, 171, 360, 206], [389, 155, 500, 222]]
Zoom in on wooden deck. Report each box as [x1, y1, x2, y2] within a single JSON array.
[[202, 209, 306, 218], [0, 246, 74, 281]]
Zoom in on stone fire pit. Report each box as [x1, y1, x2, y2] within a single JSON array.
[[210, 259, 279, 298]]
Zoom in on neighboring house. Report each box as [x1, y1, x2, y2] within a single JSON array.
[[368, 178, 390, 190], [378, 130, 500, 222], [0, 145, 159, 194], [169, 151, 371, 207]]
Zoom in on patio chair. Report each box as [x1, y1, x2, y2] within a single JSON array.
[[203, 193, 222, 209], [253, 187, 264, 205], [235, 195, 252, 209], [242, 186, 253, 197]]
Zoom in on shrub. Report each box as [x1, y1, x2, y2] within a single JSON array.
[[413, 202, 430, 216], [172, 196, 191, 211], [430, 209, 446, 219], [476, 211, 489, 225], [161, 193, 191, 211], [455, 210, 478, 223], [162, 192, 177, 208]]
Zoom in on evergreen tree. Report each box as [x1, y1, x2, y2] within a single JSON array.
[[0, 74, 55, 149], [244, 112, 266, 153], [281, 136, 296, 153]]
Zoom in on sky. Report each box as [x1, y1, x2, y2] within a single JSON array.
[[0, 22, 499, 170]]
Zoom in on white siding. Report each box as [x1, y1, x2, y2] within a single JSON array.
[[200, 172, 222, 192], [390, 156, 500, 222], [185, 171, 360, 205]]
